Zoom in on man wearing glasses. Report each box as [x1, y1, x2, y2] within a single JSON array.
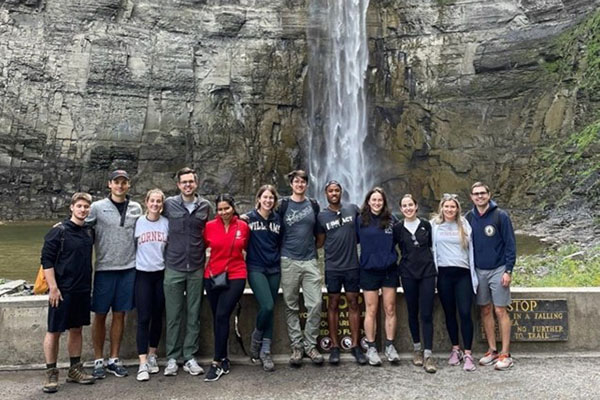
[[162, 167, 211, 376], [466, 182, 516, 371], [316, 181, 367, 365]]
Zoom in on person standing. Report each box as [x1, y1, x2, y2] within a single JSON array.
[[356, 187, 401, 367], [466, 182, 516, 371], [87, 170, 143, 379], [277, 169, 323, 366], [431, 194, 478, 372], [202, 194, 250, 381], [41, 193, 95, 393], [393, 194, 437, 373], [134, 189, 168, 381], [246, 185, 283, 372], [162, 167, 211, 376], [316, 180, 367, 365]]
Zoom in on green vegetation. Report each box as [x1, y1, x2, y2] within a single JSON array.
[[514, 244, 600, 287]]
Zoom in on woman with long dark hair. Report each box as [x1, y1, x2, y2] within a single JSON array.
[[431, 194, 478, 372], [356, 187, 400, 366], [203, 194, 249, 381]]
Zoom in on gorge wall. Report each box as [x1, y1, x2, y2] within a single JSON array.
[[0, 0, 598, 228]]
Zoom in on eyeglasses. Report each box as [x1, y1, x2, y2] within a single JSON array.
[[472, 191, 488, 197], [442, 193, 458, 200], [411, 234, 420, 247]]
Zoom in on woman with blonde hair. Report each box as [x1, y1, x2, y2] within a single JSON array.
[[431, 193, 478, 372]]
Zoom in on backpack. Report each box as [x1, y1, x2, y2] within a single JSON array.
[[34, 223, 66, 295], [277, 196, 320, 238]]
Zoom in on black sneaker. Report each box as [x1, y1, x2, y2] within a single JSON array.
[[221, 358, 230, 375], [351, 346, 368, 365], [204, 363, 223, 382], [329, 347, 341, 365]]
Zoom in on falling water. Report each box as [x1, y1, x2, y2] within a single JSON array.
[[307, 0, 371, 205]]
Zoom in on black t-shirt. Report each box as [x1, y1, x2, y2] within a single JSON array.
[[317, 204, 360, 272], [393, 218, 437, 279], [40, 220, 94, 293]]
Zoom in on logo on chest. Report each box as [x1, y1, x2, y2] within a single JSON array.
[[484, 225, 496, 237]]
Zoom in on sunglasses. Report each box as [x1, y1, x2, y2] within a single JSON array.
[[472, 191, 488, 197]]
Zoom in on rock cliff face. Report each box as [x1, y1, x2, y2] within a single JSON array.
[[0, 0, 598, 222]]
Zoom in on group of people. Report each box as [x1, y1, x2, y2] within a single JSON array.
[[40, 167, 516, 394]]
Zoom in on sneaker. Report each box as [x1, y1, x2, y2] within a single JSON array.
[[260, 351, 275, 372], [42, 368, 59, 393], [413, 350, 424, 367], [424, 356, 437, 374], [107, 359, 128, 377], [351, 346, 367, 365], [250, 330, 262, 361], [307, 347, 324, 365], [147, 354, 159, 374], [289, 347, 304, 367], [136, 363, 150, 382], [163, 358, 178, 376], [221, 358, 230, 375], [366, 347, 382, 366], [494, 353, 514, 370], [384, 344, 400, 363], [92, 361, 106, 380], [463, 353, 476, 372], [448, 348, 464, 366], [479, 349, 499, 366], [329, 347, 341, 365], [204, 363, 223, 382], [66, 362, 95, 384], [183, 358, 204, 376]]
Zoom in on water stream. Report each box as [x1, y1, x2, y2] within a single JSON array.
[[307, 0, 371, 205]]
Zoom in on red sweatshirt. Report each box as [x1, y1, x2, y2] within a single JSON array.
[[203, 215, 249, 280]]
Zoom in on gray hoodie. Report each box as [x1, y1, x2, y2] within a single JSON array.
[[86, 197, 143, 272]]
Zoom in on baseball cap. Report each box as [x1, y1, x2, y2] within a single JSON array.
[[109, 169, 130, 181]]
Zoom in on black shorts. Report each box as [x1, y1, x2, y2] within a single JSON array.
[[325, 269, 360, 294], [360, 265, 400, 291], [47, 291, 91, 333]]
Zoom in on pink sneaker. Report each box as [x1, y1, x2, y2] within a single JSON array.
[[448, 349, 464, 366], [463, 353, 476, 371]]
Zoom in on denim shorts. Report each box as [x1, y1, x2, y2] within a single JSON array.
[[47, 291, 91, 332], [92, 269, 136, 313], [325, 269, 360, 294], [360, 265, 400, 291], [475, 265, 511, 307]]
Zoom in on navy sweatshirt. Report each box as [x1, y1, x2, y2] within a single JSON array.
[[356, 213, 398, 270], [466, 200, 516, 273], [245, 209, 282, 275]]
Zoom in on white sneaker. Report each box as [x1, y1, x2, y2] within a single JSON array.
[[366, 347, 382, 366], [183, 358, 204, 376], [147, 354, 159, 374], [136, 363, 150, 382], [163, 358, 178, 376], [385, 344, 400, 363]]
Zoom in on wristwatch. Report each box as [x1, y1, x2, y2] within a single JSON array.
[[504, 270, 512, 275]]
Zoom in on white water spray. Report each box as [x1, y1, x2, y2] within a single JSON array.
[[307, 0, 371, 205]]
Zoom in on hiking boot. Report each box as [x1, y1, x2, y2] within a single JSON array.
[[424, 356, 437, 374], [329, 347, 341, 365], [204, 363, 223, 382], [448, 348, 464, 366], [66, 362, 95, 384], [221, 358, 230, 375], [307, 347, 324, 365], [42, 368, 59, 393], [260, 351, 275, 372], [183, 358, 204, 376], [289, 347, 304, 367], [250, 329, 262, 361], [92, 361, 106, 380], [351, 346, 367, 365], [384, 344, 400, 364], [147, 354, 159, 374], [107, 359, 128, 377], [479, 349, 499, 366], [494, 353, 514, 371], [366, 347, 382, 366], [463, 353, 476, 372], [136, 363, 150, 382], [163, 358, 178, 376], [413, 350, 424, 367]]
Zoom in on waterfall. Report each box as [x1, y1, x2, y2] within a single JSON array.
[[307, 0, 371, 205]]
